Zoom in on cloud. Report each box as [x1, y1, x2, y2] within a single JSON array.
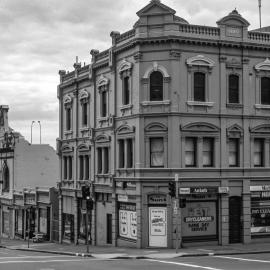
[[1, 0, 270, 148]]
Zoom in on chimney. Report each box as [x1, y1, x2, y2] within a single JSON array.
[[0, 105, 9, 133]]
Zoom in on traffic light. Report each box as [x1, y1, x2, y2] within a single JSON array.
[[82, 186, 90, 200], [168, 181, 176, 197]]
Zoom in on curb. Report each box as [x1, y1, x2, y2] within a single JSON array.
[[1, 245, 270, 259]]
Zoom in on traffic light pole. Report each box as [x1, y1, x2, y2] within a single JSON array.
[[175, 174, 181, 253], [86, 203, 89, 254]]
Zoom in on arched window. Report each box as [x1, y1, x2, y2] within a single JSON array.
[[228, 74, 239, 104], [150, 71, 163, 101], [261, 77, 270, 105], [194, 72, 205, 102], [2, 162, 9, 192]]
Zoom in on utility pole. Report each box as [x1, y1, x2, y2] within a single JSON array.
[[258, 0, 262, 31], [175, 174, 181, 253]]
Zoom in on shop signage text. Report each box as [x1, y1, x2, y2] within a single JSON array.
[[118, 195, 128, 202], [180, 187, 217, 194], [148, 194, 167, 204], [250, 185, 270, 192]]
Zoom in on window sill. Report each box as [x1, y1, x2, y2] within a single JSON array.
[[187, 101, 214, 107], [98, 116, 109, 122], [141, 100, 171, 106], [64, 130, 73, 135], [226, 103, 243, 108], [254, 104, 270, 110], [120, 104, 133, 111], [80, 127, 89, 132]]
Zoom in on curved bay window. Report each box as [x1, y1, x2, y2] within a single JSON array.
[[194, 72, 205, 102], [150, 71, 163, 101], [2, 162, 9, 192], [261, 77, 270, 105], [228, 74, 239, 104]]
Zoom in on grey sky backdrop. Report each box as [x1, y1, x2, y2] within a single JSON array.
[[1, 0, 269, 148]]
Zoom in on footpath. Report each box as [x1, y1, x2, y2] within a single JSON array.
[[1, 238, 270, 259]]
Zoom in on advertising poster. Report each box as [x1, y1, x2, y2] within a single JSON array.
[[182, 202, 216, 237], [149, 208, 167, 236], [119, 203, 137, 240]]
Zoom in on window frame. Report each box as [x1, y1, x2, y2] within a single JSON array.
[[254, 138, 264, 167], [202, 137, 214, 167], [193, 72, 206, 102], [228, 138, 239, 167], [228, 74, 240, 104], [185, 137, 197, 167], [261, 77, 270, 105], [150, 71, 164, 101]]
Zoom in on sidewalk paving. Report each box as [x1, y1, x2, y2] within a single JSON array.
[[1, 238, 270, 259]]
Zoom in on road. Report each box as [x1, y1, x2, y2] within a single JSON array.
[[1, 248, 270, 269]]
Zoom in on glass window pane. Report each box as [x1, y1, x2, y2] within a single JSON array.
[[261, 77, 270, 105], [150, 71, 163, 101], [194, 72, 205, 102], [228, 75, 239, 103], [203, 138, 213, 167], [150, 138, 164, 167]]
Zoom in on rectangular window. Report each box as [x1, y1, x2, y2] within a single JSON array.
[[119, 139, 125, 168], [203, 138, 214, 167], [228, 75, 239, 104], [185, 137, 196, 167], [150, 137, 164, 167], [229, 138, 239, 167], [82, 103, 88, 126], [79, 156, 84, 180], [123, 77, 130, 105], [194, 72, 205, 102], [85, 155, 89, 180], [101, 91, 107, 117], [104, 147, 109, 174], [261, 77, 270, 105], [63, 156, 68, 180], [127, 138, 133, 168], [254, 139, 264, 167], [66, 108, 71, 130], [68, 156, 73, 180], [97, 148, 102, 174]]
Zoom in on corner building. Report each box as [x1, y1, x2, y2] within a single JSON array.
[[57, 0, 270, 248]]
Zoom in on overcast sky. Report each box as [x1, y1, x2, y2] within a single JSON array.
[[1, 0, 269, 149]]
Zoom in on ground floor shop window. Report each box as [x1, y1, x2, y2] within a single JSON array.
[[62, 213, 74, 242], [78, 205, 86, 242], [251, 196, 270, 234], [38, 208, 50, 240], [15, 209, 24, 238], [118, 203, 137, 240], [2, 211, 10, 235], [182, 198, 217, 241]]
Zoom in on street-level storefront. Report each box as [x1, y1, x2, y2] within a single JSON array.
[[0, 198, 13, 238], [250, 185, 270, 238], [148, 194, 167, 247], [179, 187, 221, 244], [62, 196, 75, 243]]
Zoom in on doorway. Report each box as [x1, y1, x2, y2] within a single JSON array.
[[229, 196, 242, 243], [106, 214, 112, 244]]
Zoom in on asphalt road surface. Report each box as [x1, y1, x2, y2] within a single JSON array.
[[1, 248, 270, 269]]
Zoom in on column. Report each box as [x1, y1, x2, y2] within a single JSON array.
[[197, 137, 203, 167], [242, 179, 251, 244], [74, 196, 78, 244], [58, 194, 63, 243], [220, 180, 229, 245]]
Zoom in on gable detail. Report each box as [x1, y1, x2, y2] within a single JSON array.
[[255, 58, 270, 72], [181, 122, 220, 133], [186, 55, 215, 69], [145, 122, 168, 132]]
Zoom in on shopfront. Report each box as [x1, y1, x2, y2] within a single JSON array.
[[118, 202, 137, 241], [148, 194, 167, 247], [180, 187, 218, 243], [250, 185, 270, 237], [14, 208, 24, 238], [62, 196, 74, 242]]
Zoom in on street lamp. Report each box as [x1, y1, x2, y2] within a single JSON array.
[[27, 206, 33, 248], [30, 121, 35, 144], [37, 121, 41, 144]]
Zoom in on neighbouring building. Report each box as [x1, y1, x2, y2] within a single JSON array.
[[57, 0, 270, 248], [0, 105, 59, 241]]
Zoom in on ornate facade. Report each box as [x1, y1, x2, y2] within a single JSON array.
[[57, 0, 270, 248]]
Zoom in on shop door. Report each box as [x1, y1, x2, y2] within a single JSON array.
[[229, 196, 242, 243], [106, 214, 112, 244], [149, 207, 167, 247]]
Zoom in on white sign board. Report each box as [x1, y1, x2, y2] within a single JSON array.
[[119, 203, 137, 240], [149, 207, 167, 247]]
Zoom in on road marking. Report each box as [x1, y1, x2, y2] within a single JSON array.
[[146, 259, 224, 270], [0, 255, 73, 260], [0, 258, 107, 264], [216, 255, 270, 263]]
